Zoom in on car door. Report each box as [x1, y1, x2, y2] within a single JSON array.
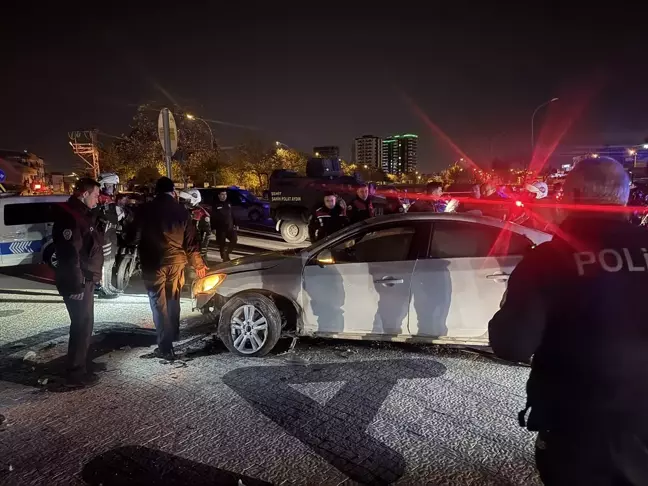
[[0, 200, 60, 266], [302, 221, 430, 336], [227, 190, 249, 222], [409, 220, 534, 340]]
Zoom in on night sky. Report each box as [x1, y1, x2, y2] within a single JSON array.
[[2, 5, 646, 173]]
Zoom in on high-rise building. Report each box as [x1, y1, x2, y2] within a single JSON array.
[[382, 134, 418, 174], [353, 135, 383, 169], [313, 146, 340, 159]]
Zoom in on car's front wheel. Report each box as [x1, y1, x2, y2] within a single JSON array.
[[248, 208, 262, 222], [218, 292, 282, 357]]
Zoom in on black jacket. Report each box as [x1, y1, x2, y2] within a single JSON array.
[[489, 214, 648, 432], [211, 200, 235, 230], [384, 196, 405, 215], [408, 197, 446, 213], [308, 204, 348, 241], [131, 194, 205, 272], [348, 197, 374, 224], [52, 197, 104, 296]]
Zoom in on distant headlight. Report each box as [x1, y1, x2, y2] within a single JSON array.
[[195, 273, 226, 294]]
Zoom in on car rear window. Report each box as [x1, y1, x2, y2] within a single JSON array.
[[3, 202, 63, 226]]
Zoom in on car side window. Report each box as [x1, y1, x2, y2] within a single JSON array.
[[327, 226, 416, 264], [429, 221, 532, 258]]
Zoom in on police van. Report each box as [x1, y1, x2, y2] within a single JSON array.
[[0, 194, 68, 267]]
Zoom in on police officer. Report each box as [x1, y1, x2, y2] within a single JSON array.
[[132, 177, 207, 360], [383, 186, 406, 215], [95, 172, 122, 298], [178, 189, 211, 261], [308, 192, 349, 242], [408, 181, 448, 213], [489, 157, 648, 485], [347, 183, 375, 224], [53, 177, 103, 388], [211, 188, 238, 262]]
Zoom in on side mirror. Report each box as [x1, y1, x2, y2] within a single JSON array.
[[316, 249, 334, 267]]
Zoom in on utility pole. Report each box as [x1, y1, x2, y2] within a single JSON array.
[[68, 129, 100, 178]]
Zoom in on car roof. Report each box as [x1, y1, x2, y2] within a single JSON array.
[[366, 212, 550, 238], [307, 212, 552, 253], [0, 195, 68, 204]]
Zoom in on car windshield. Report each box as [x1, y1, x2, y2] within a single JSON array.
[[239, 190, 259, 203]]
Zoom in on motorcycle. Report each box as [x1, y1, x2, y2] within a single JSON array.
[[114, 245, 140, 292]]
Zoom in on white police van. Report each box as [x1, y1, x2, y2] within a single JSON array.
[[0, 194, 68, 267]]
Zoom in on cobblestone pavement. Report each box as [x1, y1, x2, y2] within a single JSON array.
[[0, 268, 541, 485]]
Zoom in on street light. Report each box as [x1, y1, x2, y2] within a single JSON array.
[[185, 113, 214, 149], [531, 97, 559, 150]]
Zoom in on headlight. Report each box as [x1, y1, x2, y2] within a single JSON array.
[[195, 273, 226, 293]]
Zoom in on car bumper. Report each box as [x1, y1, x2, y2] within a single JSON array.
[[192, 291, 228, 312]]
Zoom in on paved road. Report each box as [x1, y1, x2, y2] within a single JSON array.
[[0, 234, 540, 485]]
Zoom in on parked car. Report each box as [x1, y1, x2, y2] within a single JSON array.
[[198, 186, 270, 223], [192, 212, 552, 357], [0, 194, 68, 267]]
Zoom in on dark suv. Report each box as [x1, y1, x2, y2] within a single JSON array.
[[198, 186, 269, 223]]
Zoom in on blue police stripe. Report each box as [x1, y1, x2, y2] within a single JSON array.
[[0, 240, 43, 255]]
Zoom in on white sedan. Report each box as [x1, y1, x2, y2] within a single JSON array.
[[192, 213, 552, 357]]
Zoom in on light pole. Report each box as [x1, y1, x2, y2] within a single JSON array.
[[531, 97, 559, 151], [186, 114, 214, 149]]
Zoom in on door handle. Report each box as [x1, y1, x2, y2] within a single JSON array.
[[486, 273, 510, 281], [374, 277, 404, 286]]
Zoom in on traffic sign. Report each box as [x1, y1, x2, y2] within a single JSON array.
[[0, 170, 5, 183], [157, 109, 178, 156]]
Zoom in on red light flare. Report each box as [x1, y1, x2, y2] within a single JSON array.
[[400, 93, 483, 174], [484, 221, 513, 264], [527, 72, 607, 180]]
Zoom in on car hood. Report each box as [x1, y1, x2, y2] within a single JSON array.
[[208, 248, 303, 274]]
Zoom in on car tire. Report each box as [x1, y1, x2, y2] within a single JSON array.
[[115, 255, 136, 291], [43, 243, 57, 269], [218, 292, 282, 357], [248, 208, 262, 222], [280, 221, 308, 244]]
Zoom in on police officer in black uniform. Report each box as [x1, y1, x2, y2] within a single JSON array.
[[308, 192, 349, 242], [53, 177, 103, 388], [489, 156, 648, 485], [408, 181, 447, 213], [347, 183, 375, 224], [211, 188, 238, 262]]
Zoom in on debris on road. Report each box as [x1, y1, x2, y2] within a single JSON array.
[[22, 351, 37, 361], [37, 378, 49, 386]]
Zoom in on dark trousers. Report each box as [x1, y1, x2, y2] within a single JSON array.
[[215, 228, 237, 261], [63, 280, 96, 374], [199, 230, 210, 258], [536, 429, 648, 486], [143, 265, 185, 353]]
